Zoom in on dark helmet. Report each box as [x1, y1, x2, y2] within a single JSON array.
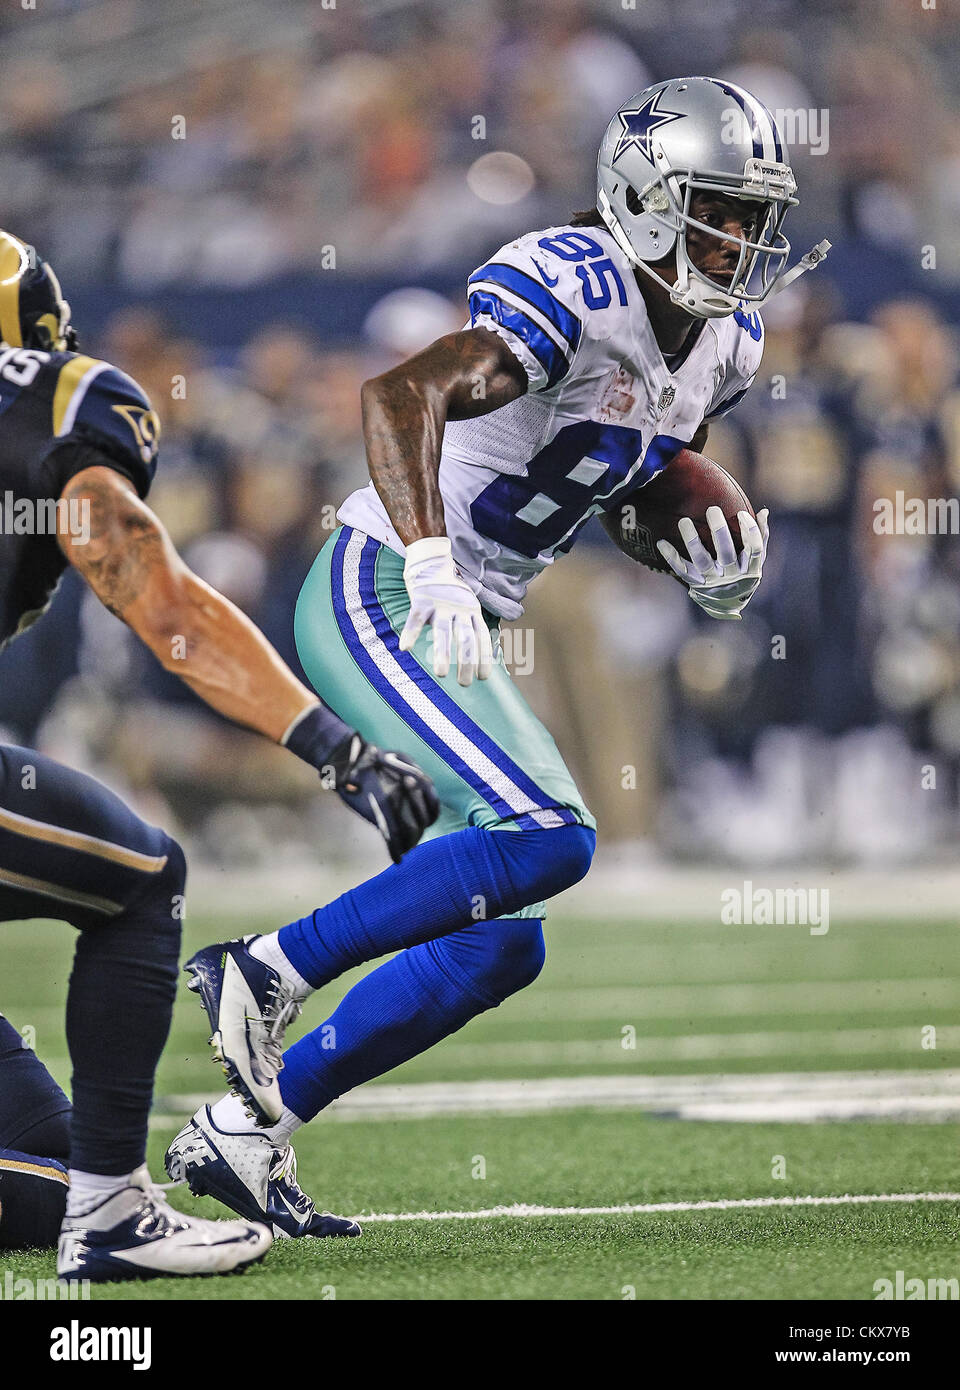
[[0, 229, 77, 352]]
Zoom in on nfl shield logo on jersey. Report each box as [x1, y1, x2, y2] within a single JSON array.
[[657, 384, 676, 415]]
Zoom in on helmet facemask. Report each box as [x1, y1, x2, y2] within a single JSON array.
[[602, 156, 799, 320], [28, 257, 77, 353]]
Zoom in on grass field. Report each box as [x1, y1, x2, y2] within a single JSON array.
[[2, 904, 958, 1300]]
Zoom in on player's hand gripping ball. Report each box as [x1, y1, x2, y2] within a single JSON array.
[[603, 448, 769, 620]]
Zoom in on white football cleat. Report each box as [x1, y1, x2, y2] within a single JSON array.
[[57, 1164, 272, 1281], [184, 936, 301, 1126], [165, 1106, 360, 1240]]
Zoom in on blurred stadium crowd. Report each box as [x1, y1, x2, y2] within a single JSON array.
[[1, 0, 959, 865], [2, 0, 959, 284]]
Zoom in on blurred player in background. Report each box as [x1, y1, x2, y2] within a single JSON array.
[[168, 78, 828, 1232], [0, 231, 438, 1278]]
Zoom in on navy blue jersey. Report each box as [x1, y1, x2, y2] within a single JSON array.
[[0, 346, 159, 646]]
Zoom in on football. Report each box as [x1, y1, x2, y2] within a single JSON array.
[[601, 449, 756, 574]]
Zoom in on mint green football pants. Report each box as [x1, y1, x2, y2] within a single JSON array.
[[294, 526, 595, 919]]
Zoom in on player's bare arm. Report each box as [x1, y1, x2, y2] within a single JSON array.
[[361, 327, 527, 685], [58, 464, 438, 861], [361, 326, 527, 545], [59, 464, 316, 740]]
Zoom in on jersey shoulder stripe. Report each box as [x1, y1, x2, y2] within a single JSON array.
[[467, 232, 591, 392], [51, 355, 110, 438], [468, 287, 570, 388], [50, 355, 160, 494], [468, 262, 582, 350]]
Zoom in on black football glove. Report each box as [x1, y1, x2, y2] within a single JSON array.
[[327, 734, 439, 863]]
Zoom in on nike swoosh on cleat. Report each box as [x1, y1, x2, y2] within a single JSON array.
[[273, 1188, 310, 1229]]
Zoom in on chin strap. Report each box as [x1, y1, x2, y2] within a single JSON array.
[[761, 239, 832, 300]]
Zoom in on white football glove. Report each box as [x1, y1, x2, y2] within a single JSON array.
[[400, 536, 493, 686], [657, 506, 769, 621]]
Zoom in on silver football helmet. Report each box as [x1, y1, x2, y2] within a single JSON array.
[[597, 75, 829, 319]]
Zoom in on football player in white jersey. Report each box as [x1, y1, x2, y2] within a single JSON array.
[[167, 78, 830, 1227]]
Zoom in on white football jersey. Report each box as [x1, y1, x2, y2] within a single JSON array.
[[338, 222, 763, 620]]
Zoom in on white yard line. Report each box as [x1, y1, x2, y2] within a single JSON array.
[[152, 1068, 960, 1127], [353, 1192, 960, 1224]]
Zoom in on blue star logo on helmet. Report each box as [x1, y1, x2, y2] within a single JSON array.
[[613, 89, 685, 165]]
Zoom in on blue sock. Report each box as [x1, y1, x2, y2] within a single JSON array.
[[279, 918, 546, 1121], [278, 824, 594, 988]]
